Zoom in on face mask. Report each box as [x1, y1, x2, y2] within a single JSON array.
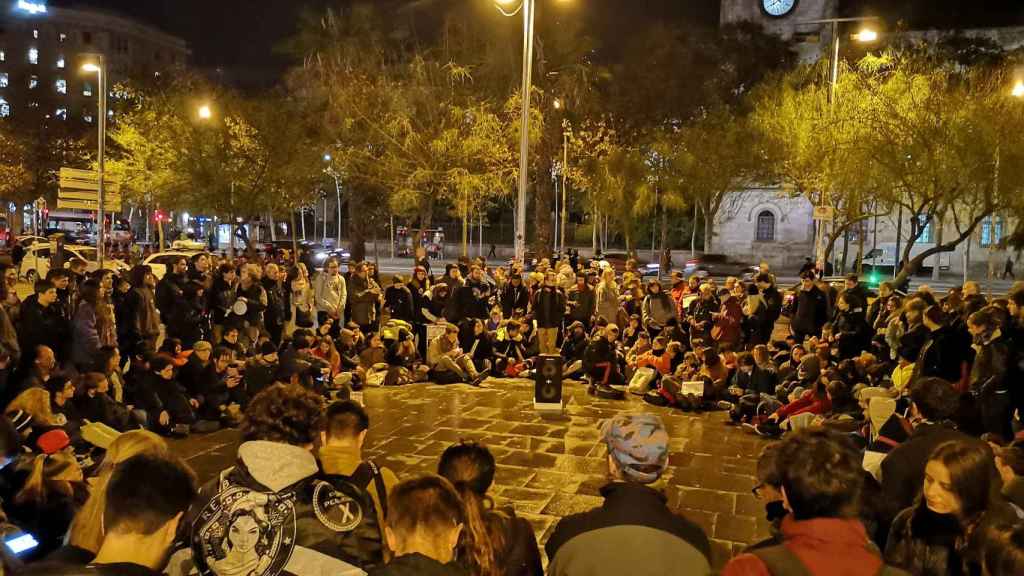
[[765, 500, 787, 523]]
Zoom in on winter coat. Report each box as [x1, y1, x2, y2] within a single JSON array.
[[642, 292, 676, 329], [834, 307, 871, 360], [533, 287, 566, 329], [567, 285, 596, 323], [916, 325, 972, 385], [742, 300, 771, 346], [594, 282, 621, 325], [167, 441, 376, 576], [407, 280, 432, 324], [236, 280, 267, 328], [348, 275, 379, 326], [775, 389, 832, 420], [791, 285, 828, 337], [70, 301, 105, 368], [546, 482, 710, 576], [134, 372, 194, 426], [262, 278, 288, 332], [730, 365, 778, 396], [313, 272, 347, 319], [885, 501, 1022, 576], [155, 273, 186, 320], [16, 296, 60, 367], [724, 516, 885, 576], [714, 297, 744, 349], [208, 276, 236, 326], [500, 283, 530, 317], [385, 284, 415, 323], [970, 331, 1009, 395]]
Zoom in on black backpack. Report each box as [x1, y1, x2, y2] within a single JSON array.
[[315, 460, 389, 570], [751, 544, 910, 576]]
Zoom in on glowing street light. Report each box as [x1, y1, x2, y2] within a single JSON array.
[[197, 104, 212, 120], [323, 153, 332, 162], [854, 28, 878, 43], [553, 98, 562, 110], [81, 54, 107, 266], [1013, 81, 1024, 98]]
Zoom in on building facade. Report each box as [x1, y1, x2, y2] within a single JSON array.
[[0, 0, 188, 121], [716, 1, 1018, 276]]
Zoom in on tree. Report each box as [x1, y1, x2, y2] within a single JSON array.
[[0, 125, 32, 206]]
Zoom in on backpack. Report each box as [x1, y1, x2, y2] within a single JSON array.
[[317, 460, 390, 570], [751, 544, 910, 576]]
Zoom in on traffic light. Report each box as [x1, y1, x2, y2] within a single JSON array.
[[154, 210, 166, 223]]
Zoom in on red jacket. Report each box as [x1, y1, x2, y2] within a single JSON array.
[[722, 517, 883, 576], [636, 350, 673, 375], [775, 389, 832, 419]]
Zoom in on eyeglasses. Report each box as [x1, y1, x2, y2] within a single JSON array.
[[752, 483, 765, 498]]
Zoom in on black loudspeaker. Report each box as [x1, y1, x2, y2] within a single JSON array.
[[534, 354, 563, 411]]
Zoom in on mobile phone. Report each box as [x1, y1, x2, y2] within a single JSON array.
[[5, 533, 38, 555]]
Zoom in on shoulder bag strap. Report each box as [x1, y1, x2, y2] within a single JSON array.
[[367, 460, 388, 520], [750, 545, 813, 576]]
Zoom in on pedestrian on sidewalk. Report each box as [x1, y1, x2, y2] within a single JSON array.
[[1004, 255, 1015, 279]]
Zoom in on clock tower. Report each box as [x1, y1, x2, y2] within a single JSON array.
[[720, 0, 839, 61]]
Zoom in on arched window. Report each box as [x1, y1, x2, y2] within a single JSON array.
[[756, 210, 776, 242]]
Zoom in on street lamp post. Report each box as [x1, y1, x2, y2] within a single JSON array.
[[800, 17, 879, 275], [494, 0, 536, 264], [82, 56, 106, 266], [324, 154, 343, 247]]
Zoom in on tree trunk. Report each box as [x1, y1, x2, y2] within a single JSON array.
[[932, 217, 944, 281], [290, 211, 298, 258], [533, 155, 554, 259], [592, 210, 598, 253], [841, 229, 850, 275]]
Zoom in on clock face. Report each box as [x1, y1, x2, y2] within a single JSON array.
[[761, 0, 797, 18]]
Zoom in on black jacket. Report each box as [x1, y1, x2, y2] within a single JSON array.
[[533, 287, 566, 329], [916, 325, 972, 384], [155, 273, 186, 320], [879, 423, 978, 526], [17, 296, 64, 367], [545, 483, 711, 576], [567, 285, 596, 323], [500, 283, 530, 317], [134, 372, 194, 425], [730, 365, 778, 396], [385, 284, 415, 323], [791, 286, 828, 337], [834, 307, 871, 360], [262, 277, 288, 332]]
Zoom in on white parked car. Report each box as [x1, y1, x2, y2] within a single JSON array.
[[20, 244, 129, 282], [143, 250, 208, 280]]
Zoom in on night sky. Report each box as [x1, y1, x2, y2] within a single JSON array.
[[46, 0, 1024, 87]]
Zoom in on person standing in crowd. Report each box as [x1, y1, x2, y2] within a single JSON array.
[[208, 263, 238, 344], [315, 256, 347, 338], [500, 273, 529, 319], [123, 265, 161, 357], [262, 262, 287, 344], [546, 414, 710, 575], [594, 268, 620, 325], [349, 262, 381, 335], [17, 280, 62, 374], [790, 271, 828, 343], [385, 275, 415, 324], [155, 257, 187, 322], [71, 280, 117, 371], [533, 272, 566, 356], [567, 274, 596, 332], [915, 305, 971, 385], [642, 279, 676, 338]]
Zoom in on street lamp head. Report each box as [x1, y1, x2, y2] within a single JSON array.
[[197, 105, 212, 120], [1013, 81, 1024, 98], [553, 98, 562, 110], [323, 153, 332, 162], [81, 63, 101, 73], [854, 28, 878, 43]]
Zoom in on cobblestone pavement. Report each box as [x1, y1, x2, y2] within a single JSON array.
[[168, 378, 773, 569]]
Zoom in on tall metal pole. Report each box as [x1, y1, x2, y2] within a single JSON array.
[[97, 55, 107, 267], [515, 0, 535, 264], [561, 127, 568, 258]]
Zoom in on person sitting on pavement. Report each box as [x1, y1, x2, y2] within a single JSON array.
[[438, 441, 543, 576], [559, 321, 590, 379], [722, 352, 781, 424], [23, 453, 197, 576], [133, 355, 201, 436], [582, 324, 626, 399], [369, 475, 470, 576], [723, 427, 899, 576], [427, 323, 487, 386], [545, 413, 711, 576], [317, 400, 400, 570]]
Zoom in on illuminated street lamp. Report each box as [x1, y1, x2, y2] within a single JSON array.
[[1013, 81, 1024, 99], [198, 104, 212, 120], [81, 55, 107, 266], [493, 0, 537, 264]]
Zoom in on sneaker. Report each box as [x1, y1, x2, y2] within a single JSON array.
[[470, 368, 491, 387], [716, 400, 735, 411]]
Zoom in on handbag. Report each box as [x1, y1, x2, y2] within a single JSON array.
[[628, 367, 657, 395]]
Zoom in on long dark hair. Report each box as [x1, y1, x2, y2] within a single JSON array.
[[926, 440, 999, 525], [438, 442, 504, 576]]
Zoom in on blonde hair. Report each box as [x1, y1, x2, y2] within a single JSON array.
[[15, 449, 83, 508], [6, 388, 58, 426], [601, 268, 616, 285], [67, 430, 169, 553]]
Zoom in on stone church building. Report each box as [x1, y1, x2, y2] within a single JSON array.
[[715, 0, 1021, 276]]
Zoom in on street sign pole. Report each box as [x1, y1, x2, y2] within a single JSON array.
[[97, 55, 107, 267]]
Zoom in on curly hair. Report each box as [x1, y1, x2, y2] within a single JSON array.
[[241, 384, 324, 446]]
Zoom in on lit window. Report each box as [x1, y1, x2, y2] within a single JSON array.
[[28, 75, 38, 89], [27, 101, 38, 109], [0, 98, 9, 118], [83, 82, 93, 97], [981, 216, 1004, 247], [756, 211, 776, 242], [28, 47, 38, 64], [32, 30, 38, 39], [83, 113, 93, 123], [0, 51, 5, 62], [55, 78, 66, 94], [107, 109, 113, 118], [913, 215, 933, 243], [56, 55, 64, 68], [0, 73, 7, 88], [55, 107, 67, 120], [59, 33, 67, 43]]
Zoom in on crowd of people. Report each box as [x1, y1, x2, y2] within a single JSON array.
[[0, 244, 1018, 574]]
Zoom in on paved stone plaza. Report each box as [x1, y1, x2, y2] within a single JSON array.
[[170, 378, 773, 568]]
